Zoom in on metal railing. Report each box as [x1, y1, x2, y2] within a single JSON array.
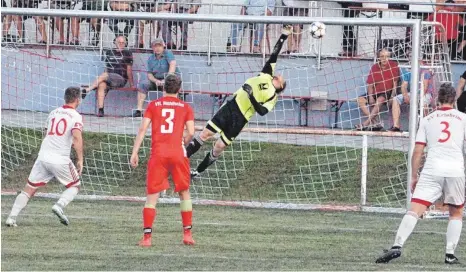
[[1, 0, 465, 64]]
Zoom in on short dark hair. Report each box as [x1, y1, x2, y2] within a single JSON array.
[[64, 87, 81, 104], [164, 74, 182, 94], [437, 83, 456, 105]]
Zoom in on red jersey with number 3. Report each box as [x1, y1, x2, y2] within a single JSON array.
[[37, 105, 83, 164], [415, 107, 466, 177], [144, 96, 194, 157]]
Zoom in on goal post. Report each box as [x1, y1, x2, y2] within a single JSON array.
[[1, 7, 430, 213]]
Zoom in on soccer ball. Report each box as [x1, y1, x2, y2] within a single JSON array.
[[309, 22, 326, 39]]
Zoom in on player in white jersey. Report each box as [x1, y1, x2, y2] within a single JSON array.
[[5, 87, 84, 227], [376, 83, 465, 265]]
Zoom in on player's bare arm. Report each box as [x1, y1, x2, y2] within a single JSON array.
[[410, 144, 424, 192], [131, 117, 151, 168], [72, 129, 84, 175], [184, 120, 195, 146]]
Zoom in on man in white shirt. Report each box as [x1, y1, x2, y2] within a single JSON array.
[[5, 87, 84, 227], [376, 83, 465, 265]]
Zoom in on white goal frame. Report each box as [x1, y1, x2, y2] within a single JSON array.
[[1, 7, 423, 213]]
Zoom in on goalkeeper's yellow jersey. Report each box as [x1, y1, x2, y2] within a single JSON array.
[[234, 70, 278, 121]]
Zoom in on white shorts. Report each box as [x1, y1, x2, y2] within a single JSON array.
[[412, 173, 465, 207], [395, 92, 432, 106], [28, 160, 80, 188]]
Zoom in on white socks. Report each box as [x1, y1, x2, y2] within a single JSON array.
[[9, 191, 31, 218], [393, 211, 419, 248], [446, 219, 462, 255], [56, 187, 79, 208]]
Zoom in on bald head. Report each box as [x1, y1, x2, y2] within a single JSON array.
[[115, 36, 126, 50]]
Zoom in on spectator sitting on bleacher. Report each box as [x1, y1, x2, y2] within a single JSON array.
[[389, 60, 434, 132], [159, 0, 200, 51], [82, 36, 134, 117], [227, 0, 275, 53], [356, 48, 400, 131], [134, 38, 180, 117], [282, 0, 309, 54], [426, 2, 466, 60]]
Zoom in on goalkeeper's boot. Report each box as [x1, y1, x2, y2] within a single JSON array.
[[52, 204, 70, 226], [138, 234, 152, 247], [375, 247, 401, 263], [445, 254, 460, 264], [5, 217, 17, 227], [190, 170, 200, 179], [183, 229, 195, 245]]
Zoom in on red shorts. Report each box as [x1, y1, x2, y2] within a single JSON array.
[[146, 155, 190, 194]]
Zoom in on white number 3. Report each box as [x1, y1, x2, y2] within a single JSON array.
[[161, 108, 175, 133]]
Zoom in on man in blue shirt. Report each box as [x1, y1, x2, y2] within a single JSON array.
[[389, 64, 434, 131], [134, 38, 179, 117]]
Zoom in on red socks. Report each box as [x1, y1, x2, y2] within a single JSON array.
[[181, 211, 193, 230], [143, 206, 156, 236]]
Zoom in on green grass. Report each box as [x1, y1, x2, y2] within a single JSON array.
[[1, 196, 465, 271], [1, 126, 407, 206]]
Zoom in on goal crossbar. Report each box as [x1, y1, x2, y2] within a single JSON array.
[[3, 7, 421, 27], [0, 8, 423, 211]]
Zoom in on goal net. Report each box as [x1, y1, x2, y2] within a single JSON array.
[[0, 5, 453, 214]]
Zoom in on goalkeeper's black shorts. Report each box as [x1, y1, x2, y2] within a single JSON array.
[[206, 100, 248, 146]]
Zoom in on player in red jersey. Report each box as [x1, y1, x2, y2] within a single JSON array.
[[130, 74, 195, 247]]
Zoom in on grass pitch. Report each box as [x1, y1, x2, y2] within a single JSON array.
[[2, 127, 406, 206], [2, 196, 465, 271]]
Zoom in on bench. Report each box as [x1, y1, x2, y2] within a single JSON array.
[[179, 89, 343, 127]]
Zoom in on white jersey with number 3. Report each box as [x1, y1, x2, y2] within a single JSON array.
[[415, 107, 466, 177], [37, 105, 83, 164]]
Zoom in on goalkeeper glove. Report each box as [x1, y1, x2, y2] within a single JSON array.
[[282, 25, 293, 36], [242, 84, 253, 96]]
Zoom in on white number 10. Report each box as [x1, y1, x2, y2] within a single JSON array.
[[161, 108, 175, 133]]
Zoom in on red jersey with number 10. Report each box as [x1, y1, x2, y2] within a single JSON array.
[[144, 96, 194, 156]]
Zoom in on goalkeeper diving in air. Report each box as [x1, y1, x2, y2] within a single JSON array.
[[186, 27, 291, 178]]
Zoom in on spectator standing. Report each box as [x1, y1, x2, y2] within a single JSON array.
[[426, 3, 466, 60], [338, 1, 363, 57], [4, 0, 47, 44], [156, 0, 176, 49], [76, 0, 104, 46], [108, 0, 136, 40], [160, 0, 200, 51], [227, 0, 275, 53], [456, 70, 466, 113], [389, 62, 434, 132], [134, 38, 180, 117], [50, 0, 79, 45], [282, 0, 309, 54], [83, 36, 134, 117], [356, 49, 400, 130]]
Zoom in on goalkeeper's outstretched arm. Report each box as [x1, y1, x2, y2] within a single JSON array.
[[261, 28, 291, 76]]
